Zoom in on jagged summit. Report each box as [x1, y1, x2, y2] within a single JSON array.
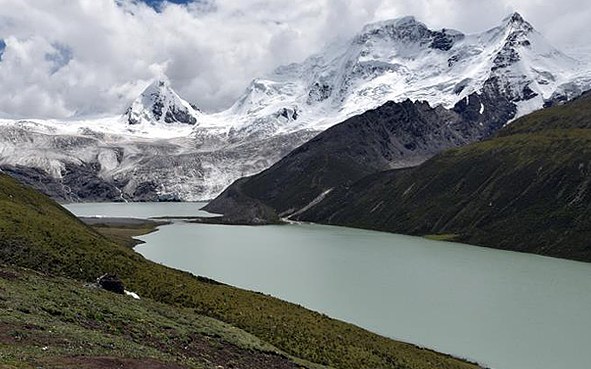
[[124, 78, 199, 126], [358, 16, 425, 35], [354, 16, 465, 50], [502, 12, 533, 29], [491, 11, 536, 44]]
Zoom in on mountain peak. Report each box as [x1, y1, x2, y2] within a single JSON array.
[[391, 15, 419, 26], [221, 11, 590, 143], [355, 16, 433, 44], [145, 78, 171, 93], [501, 11, 534, 33], [360, 16, 425, 32], [505, 12, 525, 23], [124, 78, 198, 126], [353, 16, 465, 52]]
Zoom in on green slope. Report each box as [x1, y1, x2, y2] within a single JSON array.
[[300, 91, 591, 261], [0, 265, 308, 369], [0, 173, 480, 369]]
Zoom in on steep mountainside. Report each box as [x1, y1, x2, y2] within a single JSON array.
[[204, 98, 486, 218], [0, 173, 481, 369], [298, 91, 591, 262], [1, 13, 590, 201]]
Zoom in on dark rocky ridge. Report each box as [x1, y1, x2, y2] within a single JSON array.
[[204, 98, 494, 218], [0, 163, 162, 202]]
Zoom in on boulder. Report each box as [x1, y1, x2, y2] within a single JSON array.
[[96, 274, 125, 294]]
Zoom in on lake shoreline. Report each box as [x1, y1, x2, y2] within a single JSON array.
[[80, 216, 171, 248], [67, 202, 591, 369], [65, 203, 487, 369]]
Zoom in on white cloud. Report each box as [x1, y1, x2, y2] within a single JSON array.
[[0, 0, 589, 118]]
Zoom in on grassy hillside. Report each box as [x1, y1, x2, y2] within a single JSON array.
[[0, 173, 480, 369], [301, 91, 591, 261], [0, 265, 311, 369], [499, 91, 591, 135]]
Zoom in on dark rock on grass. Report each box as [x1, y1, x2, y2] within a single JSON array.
[[97, 274, 125, 294], [0, 270, 17, 281]]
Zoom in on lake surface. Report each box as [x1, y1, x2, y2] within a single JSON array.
[[65, 202, 591, 369]]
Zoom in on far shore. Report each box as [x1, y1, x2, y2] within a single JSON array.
[[79, 216, 171, 248]]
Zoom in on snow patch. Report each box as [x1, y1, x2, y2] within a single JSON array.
[[124, 290, 140, 299]]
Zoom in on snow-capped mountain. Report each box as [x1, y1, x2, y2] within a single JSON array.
[[1, 13, 590, 202], [216, 12, 590, 139], [125, 79, 200, 126]]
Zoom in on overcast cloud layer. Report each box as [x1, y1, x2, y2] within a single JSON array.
[[0, 0, 589, 118]]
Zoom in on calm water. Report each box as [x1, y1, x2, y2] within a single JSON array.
[[65, 202, 591, 369]]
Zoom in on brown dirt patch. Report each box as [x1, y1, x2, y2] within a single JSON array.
[[169, 334, 301, 369], [39, 356, 188, 369], [0, 321, 68, 347], [0, 269, 17, 280]]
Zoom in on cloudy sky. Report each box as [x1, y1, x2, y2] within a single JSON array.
[[0, 0, 589, 119]]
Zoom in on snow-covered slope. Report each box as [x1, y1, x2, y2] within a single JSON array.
[[1, 13, 590, 201]]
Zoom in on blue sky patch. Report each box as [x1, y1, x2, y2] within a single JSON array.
[[45, 43, 72, 74], [0, 39, 6, 62], [139, 0, 194, 9]]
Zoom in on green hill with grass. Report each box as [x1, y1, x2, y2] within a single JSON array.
[[0, 173, 480, 369], [0, 265, 315, 369]]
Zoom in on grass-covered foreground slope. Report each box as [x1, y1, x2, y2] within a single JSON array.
[[301, 91, 591, 262], [0, 174, 480, 369], [0, 265, 310, 369]]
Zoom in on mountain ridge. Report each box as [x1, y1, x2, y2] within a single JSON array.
[[217, 11, 587, 137], [1, 13, 591, 201], [204, 97, 489, 218]]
